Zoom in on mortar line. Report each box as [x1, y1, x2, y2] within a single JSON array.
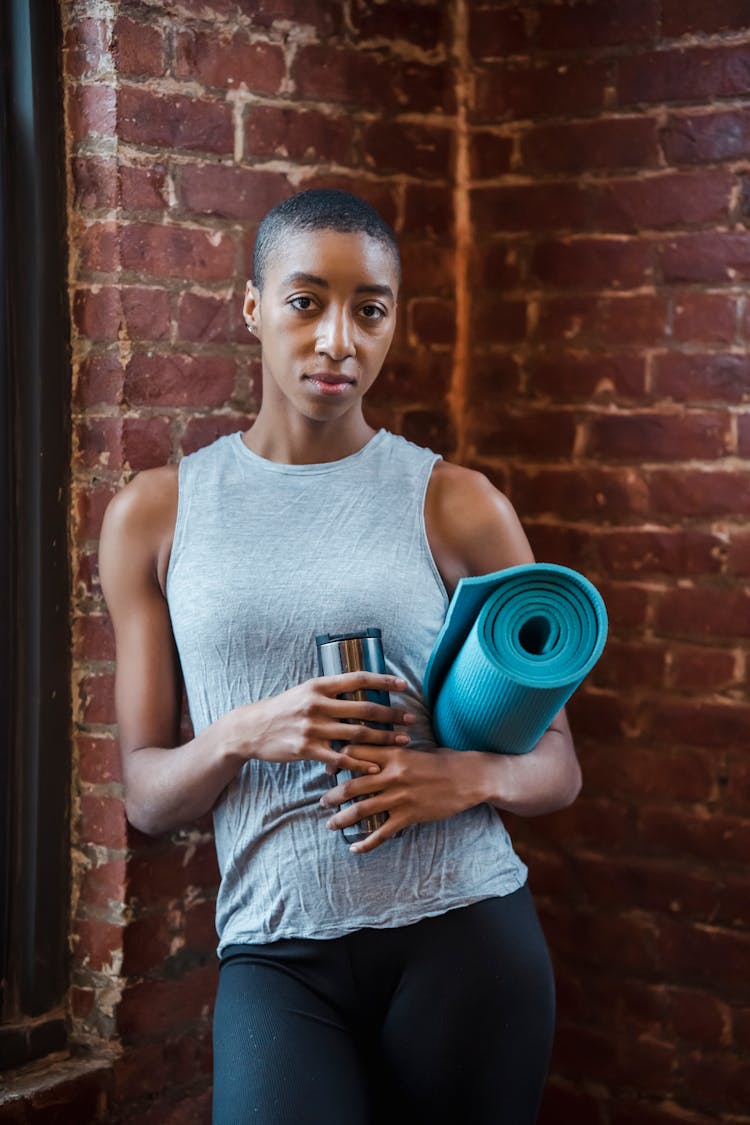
[[451, 0, 471, 465]]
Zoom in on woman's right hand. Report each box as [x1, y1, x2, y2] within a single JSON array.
[[224, 672, 416, 775]]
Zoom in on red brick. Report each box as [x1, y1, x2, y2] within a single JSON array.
[[64, 18, 111, 77], [594, 580, 649, 630], [245, 105, 353, 164], [290, 44, 393, 111], [73, 156, 118, 211], [470, 296, 527, 343], [685, 1052, 750, 1114], [72, 918, 123, 972], [472, 181, 591, 233], [178, 164, 289, 222], [727, 529, 750, 575], [609, 1103, 715, 1125], [119, 87, 232, 154], [177, 292, 234, 344], [77, 670, 115, 724], [78, 221, 119, 274], [400, 240, 455, 293], [400, 183, 452, 240], [552, 1023, 618, 1086], [120, 223, 235, 282], [648, 468, 750, 516], [175, 29, 285, 93], [654, 586, 750, 639], [672, 293, 738, 344], [596, 528, 723, 576], [80, 794, 128, 851], [76, 734, 122, 786], [726, 749, 750, 813], [667, 645, 738, 692], [669, 988, 729, 1047], [475, 60, 607, 123], [464, 354, 521, 403], [74, 549, 102, 601], [349, 0, 445, 50], [28, 1072, 110, 1122], [371, 352, 453, 406], [586, 411, 730, 461], [114, 16, 164, 76], [591, 171, 732, 231], [661, 232, 750, 283], [663, 109, 750, 165], [526, 523, 594, 568], [163, 1027, 212, 1085], [122, 913, 172, 975], [653, 352, 748, 403], [574, 852, 717, 917], [235, 0, 343, 34], [473, 407, 577, 460], [127, 839, 219, 904], [74, 484, 118, 542], [124, 354, 235, 408], [363, 120, 452, 179], [643, 809, 750, 868], [408, 298, 455, 347], [530, 238, 653, 290], [528, 353, 646, 401], [531, 795, 634, 848], [469, 6, 528, 59], [79, 857, 127, 914], [113, 1043, 168, 1101], [181, 413, 255, 456], [401, 409, 456, 456], [184, 899, 217, 952], [535, 295, 668, 345], [67, 81, 117, 143], [470, 239, 523, 289], [74, 352, 124, 408], [117, 964, 217, 1040], [657, 919, 750, 996], [591, 639, 667, 689], [740, 412, 750, 455], [618, 44, 750, 107], [135, 1089, 212, 1125], [521, 117, 659, 175], [470, 130, 513, 181], [539, 1082, 606, 1125], [581, 743, 716, 803], [566, 688, 631, 740], [662, 0, 750, 37], [70, 985, 96, 1020], [537, 0, 659, 48], [74, 286, 171, 342], [72, 609, 115, 660], [646, 697, 750, 748], [545, 905, 659, 975], [511, 466, 648, 519], [119, 163, 169, 213]]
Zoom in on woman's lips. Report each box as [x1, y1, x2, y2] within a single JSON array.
[[304, 374, 355, 395]]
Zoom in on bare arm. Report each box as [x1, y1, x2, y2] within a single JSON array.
[[322, 464, 582, 852], [99, 470, 413, 836]]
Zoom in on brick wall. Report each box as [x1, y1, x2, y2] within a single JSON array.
[[2, 1, 747, 1122]]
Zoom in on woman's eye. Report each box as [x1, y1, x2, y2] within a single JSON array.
[[290, 296, 314, 311], [361, 304, 385, 320]]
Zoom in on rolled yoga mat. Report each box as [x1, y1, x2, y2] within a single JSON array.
[[423, 562, 608, 755]]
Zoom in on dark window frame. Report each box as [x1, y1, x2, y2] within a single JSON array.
[[1, 0, 72, 1069]]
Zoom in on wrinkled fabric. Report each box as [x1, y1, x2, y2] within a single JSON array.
[[165, 429, 527, 952]]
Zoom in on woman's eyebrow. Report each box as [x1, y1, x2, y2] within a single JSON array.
[[280, 271, 394, 301]]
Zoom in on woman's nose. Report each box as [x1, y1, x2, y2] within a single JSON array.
[[316, 309, 355, 361]]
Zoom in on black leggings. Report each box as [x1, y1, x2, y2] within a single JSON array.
[[212, 886, 555, 1125]]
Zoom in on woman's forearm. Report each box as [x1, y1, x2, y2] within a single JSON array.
[[472, 716, 582, 817]]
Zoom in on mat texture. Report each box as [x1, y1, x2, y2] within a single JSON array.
[[424, 563, 608, 755]]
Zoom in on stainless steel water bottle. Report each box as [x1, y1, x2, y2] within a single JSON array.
[[315, 628, 393, 845]]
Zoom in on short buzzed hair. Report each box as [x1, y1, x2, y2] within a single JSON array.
[[252, 188, 401, 293]]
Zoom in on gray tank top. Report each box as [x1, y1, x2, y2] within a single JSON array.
[[165, 428, 527, 951]]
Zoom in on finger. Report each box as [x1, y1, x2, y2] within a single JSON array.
[[328, 722, 410, 747], [348, 818, 400, 855], [323, 775, 386, 808], [328, 698, 416, 727], [325, 793, 391, 830], [320, 748, 380, 775], [319, 671, 407, 696]]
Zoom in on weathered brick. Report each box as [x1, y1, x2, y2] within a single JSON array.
[[648, 468, 750, 516], [469, 6, 528, 59], [739, 412, 750, 455], [371, 352, 453, 407], [470, 296, 527, 343], [526, 522, 594, 568], [74, 484, 118, 542], [727, 529, 750, 575], [122, 913, 173, 976], [117, 964, 217, 1040], [661, 232, 750, 282], [74, 352, 124, 409], [537, 0, 659, 48], [77, 669, 115, 724], [527, 353, 646, 401], [586, 411, 730, 461], [464, 354, 521, 403], [591, 639, 667, 690], [349, 0, 446, 51], [119, 87, 233, 154], [595, 528, 723, 576], [78, 221, 120, 274], [73, 156, 118, 211], [472, 181, 591, 233], [535, 295, 668, 345], [113, 1043, 168, 1102], [655, 587, 750, 639], [78, 857, 127, 914], [663, 109, 750, 165], [175, 29, 285, 93], [653, 352, 748, 402], [669, 988, 729, 1047], [469, 131, 514, 180], [64, 17, 111, 77], [662, 0, 750, 37], [236, 0, 342, 35], [72, 918, 123, 973], [475, 59, 607, 123], [72, 608, 115, 660], [400, 239, 455, 294], [408, 298, 456, 347], [474, 408, 576, 460], [401, 409, 456, 456], [591, 171, 732, 231], [127, 839, 219, 904], [672, 293, 738, 344], [521, 117, 659, 175], [76, 734, 122, 786], [67, 81, 117, 143], [403, 184, 453, 238], [594, 580, 649, 630], [530, 238, 653, 290], [178, 164, 290, 222], [656, 918, 750, 988], [124, 354, 236, 408], [177, 292, 234, 344], [685, 1052, 750, 1114], [120, 223, 235, 282], [114, 15, 164, 77], [80, 794, 129, 851], [363, 120, 452, 179], [668, 645, 738, 692], [74, 286, 171, 342], [119, 162, 169, 213], [618, 44, 750, 107], [245, 105, 353, 164], [511, 466, 649, 519]]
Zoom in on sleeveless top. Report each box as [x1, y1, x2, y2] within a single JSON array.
[[165, 428, 527, 952]]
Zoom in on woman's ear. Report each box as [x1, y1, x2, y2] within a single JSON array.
[[243, 281, 261, 338]]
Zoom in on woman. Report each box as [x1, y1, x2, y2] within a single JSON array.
[[99, 188, 581, 1124]]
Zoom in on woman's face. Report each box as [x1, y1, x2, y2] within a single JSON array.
[[244, 228, 399, 422]]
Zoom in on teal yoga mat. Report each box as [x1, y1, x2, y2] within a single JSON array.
[[424, 563, 608, 755]]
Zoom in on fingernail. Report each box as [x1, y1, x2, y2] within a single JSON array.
[[393, 678, 407, 687], [319, 796, 328, 807], [395, 734, 410, 744], [403, 712, 417, 723], [368, 765, 380, 774], [350, 843, 364, 853], [326, 819, 335, 829]]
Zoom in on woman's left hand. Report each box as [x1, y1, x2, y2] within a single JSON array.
[[319, 744, 490, 854]]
